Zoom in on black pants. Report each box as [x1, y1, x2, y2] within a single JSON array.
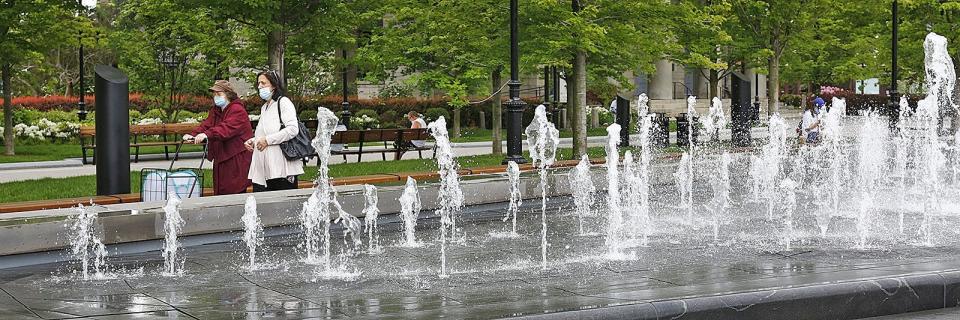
[[253, 176, 298, 192]]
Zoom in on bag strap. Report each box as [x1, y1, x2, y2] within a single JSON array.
[[275, 95, 286, 129]]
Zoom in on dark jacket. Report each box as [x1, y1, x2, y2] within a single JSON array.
[[190, 99, 254, 164]]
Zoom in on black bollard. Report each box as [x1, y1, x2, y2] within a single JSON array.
[[654, 112, 670, 147], [95, 65, 131, 195], [677, 113, 689, 147], [616, 95, 630, 147], [730, 72, 753, 147]]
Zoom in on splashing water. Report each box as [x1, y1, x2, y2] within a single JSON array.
[[569, 155, 595, 235], [162, 192, 184, 276], [817, 98, 848, 236], [525, 105, 560, 269], [428, 116, 464, 277], [363, 185, 381, 253], [674, 152, 693, 224], [242, 195, 262, 270], [779, 178, 798, 251], [399, 177, 422, 247], [331, 189, 363, 252], [754, 114, 788, 220], [621, 151, 639, 243], [702, 97, 728, 141], [707, 152, 731, 242], [302, 107, 340, 267], [504, 161, 522, 235], [69, 204, 108, 280], [635, 94, 654, 246], [855, 111, 888, 248], [605, 124, 624, 256]]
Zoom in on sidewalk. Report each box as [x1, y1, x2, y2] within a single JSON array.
[[0, 125, 776, 184]]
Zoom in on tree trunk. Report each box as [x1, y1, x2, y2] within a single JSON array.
[[573, 50, 588, 158], [491, 67, 503, 155], [267, 30, 285, 85], [708, 69, 719, 100], [768, 55, 781, 115], [3, 63, 14, 156], [452, 108, 461, 138]]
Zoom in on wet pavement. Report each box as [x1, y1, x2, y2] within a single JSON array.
[[5, 144, 960, 319], [2, 191, 960, 319]]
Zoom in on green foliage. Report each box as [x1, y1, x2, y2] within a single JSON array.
[[354, 109, 378, 119], [780, 94, 803, 108], [379, 110, 400, 128], [142, 108, 166, 120], [424, 107, 450, 124], [299, 109, 318, 121]]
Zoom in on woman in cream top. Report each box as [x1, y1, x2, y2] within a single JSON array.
[[245, 71, 304, 191]]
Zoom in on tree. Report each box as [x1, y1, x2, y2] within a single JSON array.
[[182, 0, 356, 86], [526, 0, 677, 158], [732, 0, 824, 115], [672, 0, 742, 100], [360, 0, 510, 140], [0, 0, 76, 155]]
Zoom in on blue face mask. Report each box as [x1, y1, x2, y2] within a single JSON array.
[[213, 95, 228, 108], [258, 87, 273, 101]]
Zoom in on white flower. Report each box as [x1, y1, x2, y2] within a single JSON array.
[[181, 118, 199, 124], [249, 114, 260, 121], [137, 118, 163, 125]]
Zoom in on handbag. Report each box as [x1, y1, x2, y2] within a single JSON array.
[[275, 96, 316, 160]]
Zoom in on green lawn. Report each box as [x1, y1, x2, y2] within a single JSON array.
[[452, 127, 613, 143], [0, 147, 613, 204], [0, 143, 206, 164]]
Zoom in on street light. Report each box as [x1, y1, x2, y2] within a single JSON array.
[[502, 0, 527, 165], [889, 0, 900, 129], [77, 29, 88, 121], [340, 48, 352, 129], [157, 47, 184, 118]]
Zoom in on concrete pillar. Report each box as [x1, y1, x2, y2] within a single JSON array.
[[694, 69, 709, 98], [649, 59, 673, 100]]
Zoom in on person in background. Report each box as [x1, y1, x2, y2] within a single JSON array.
[[800, 102, 821, 144], [813, 96, 826, 114], [407, 111, 427, 148], [182, 80, 253, 195], [245, 71, 304, 192]]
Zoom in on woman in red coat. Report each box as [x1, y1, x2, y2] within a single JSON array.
[[183, 80, 254, 195]]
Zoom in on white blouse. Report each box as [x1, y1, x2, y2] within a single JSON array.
[[248, 97, 304, 186]]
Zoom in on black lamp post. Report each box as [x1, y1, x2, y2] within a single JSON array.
[[158, 47, 183, 118], [340, 48, 351, 129], [543, 66, 551, 119], [77, 29, 88, 121], [889, 0, 900, 129], [552, 67, 560, 127], [502, 0, 527, 165]]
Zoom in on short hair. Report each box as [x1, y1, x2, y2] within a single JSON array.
[[256, 70, 286, 101], [223, 90, 239, 101]]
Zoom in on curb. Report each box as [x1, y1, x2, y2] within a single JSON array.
[[507, 270, 960, 320]]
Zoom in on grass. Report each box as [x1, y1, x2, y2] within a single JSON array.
[[451, 127, 611, 143], [0, 147, 614, 204], [0, 142, 206, 164]]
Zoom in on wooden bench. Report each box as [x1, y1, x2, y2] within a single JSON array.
[[329, 128, 434, 162], [79, 123, 202, 164]]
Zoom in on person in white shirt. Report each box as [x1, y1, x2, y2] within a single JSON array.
[[800, 103, 821, 144], [407, 111, 427, 148], [245, 71, 304, 192]]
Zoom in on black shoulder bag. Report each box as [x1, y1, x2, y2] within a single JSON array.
[[275, 96, 316, 160]]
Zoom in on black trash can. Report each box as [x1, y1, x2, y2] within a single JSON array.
[[676, 113, 699, 147], [653, 112, 670, 147]]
